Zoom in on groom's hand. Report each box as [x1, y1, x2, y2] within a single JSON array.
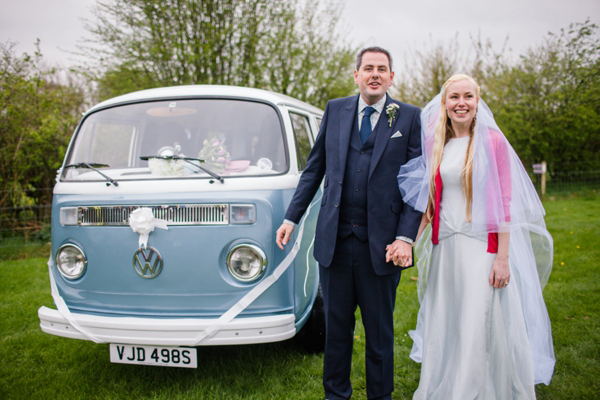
[[386, 240, 413, 267], [276, 223, 295, 250]]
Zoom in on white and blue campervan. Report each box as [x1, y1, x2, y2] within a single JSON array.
[[38, 85, 325, 368]]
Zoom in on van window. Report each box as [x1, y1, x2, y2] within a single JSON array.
[[62, 99, 287, 181], [289, 112, 313, 171], [70, 122, 136, 168]]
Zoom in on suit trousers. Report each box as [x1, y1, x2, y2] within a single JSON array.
[[320, 234, 400, 400]]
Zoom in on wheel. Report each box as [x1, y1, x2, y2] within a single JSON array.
[[296, 283, 325, 353]]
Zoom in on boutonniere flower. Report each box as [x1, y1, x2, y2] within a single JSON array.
[[386, 103, 399, 127]]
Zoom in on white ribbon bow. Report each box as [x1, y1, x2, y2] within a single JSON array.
[[129, 207, 169, 248]]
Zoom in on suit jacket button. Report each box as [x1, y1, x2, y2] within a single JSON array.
[[334, 203, 339, 207], [338, 181, 342, 185]]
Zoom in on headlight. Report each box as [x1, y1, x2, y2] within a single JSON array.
[[226, 244, 266, 282], [55, 244, 87, 280]]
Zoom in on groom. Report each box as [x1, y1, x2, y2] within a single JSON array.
[[276, 47, 422, 399]]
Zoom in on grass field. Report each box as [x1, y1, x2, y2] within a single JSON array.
[[1, 196, 598, 399]]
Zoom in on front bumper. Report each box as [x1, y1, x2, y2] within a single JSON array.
[[38, 306, 296, 346]]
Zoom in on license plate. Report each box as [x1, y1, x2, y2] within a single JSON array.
[[110, 344, 197, 368]]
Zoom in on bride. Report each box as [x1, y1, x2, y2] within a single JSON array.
[[398, 74, 555, 399]]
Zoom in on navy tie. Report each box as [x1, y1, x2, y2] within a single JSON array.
[[360, 106, 376, 144]]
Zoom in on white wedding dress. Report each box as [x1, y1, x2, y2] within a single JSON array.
[[411, 136, 536, 399]]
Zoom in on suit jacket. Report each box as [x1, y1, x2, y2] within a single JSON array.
[[285, 94, 422, 275]]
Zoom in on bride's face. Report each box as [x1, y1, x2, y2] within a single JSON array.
[[444, 80, 478, 130]]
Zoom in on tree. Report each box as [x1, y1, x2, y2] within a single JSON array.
[[488, 20, 600, 170], [393, 21, 600, 170], [0, 41, 85, 214], [78, 0, 357, 108], [393, 34, 468, 108]]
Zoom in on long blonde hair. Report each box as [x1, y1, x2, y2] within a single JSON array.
[[426, 74, 480, 222]]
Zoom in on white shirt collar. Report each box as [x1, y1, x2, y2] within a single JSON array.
[[358, 94, 387, 115]]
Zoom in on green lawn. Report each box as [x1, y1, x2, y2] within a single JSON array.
[[1, 196, 598, 399]]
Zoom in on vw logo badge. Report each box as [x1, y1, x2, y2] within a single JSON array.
[[132, 246, 163, 279]]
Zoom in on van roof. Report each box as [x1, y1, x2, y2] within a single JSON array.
[[88, 85, 323, 115]]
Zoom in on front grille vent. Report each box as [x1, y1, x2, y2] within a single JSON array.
[[78, 204, 229, 226]]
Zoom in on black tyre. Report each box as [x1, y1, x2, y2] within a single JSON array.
[[296, 283, 325, 353]]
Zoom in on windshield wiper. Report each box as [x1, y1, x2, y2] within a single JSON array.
[[140, 155, 224, 183], [64, 163, 118, 186]]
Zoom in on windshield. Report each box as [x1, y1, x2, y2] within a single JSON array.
[[62, 99, 288, 181]]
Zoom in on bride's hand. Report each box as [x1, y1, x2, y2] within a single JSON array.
[[386, 240, 412, 267], [489, 255, 510, 289]]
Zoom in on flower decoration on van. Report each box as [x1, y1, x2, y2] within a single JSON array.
[[198, 136, 230, 174], [148, 158, 186, 176], [386, 103, 399, 127]]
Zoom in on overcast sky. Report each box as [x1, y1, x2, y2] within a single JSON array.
[[1, 0, 598, 71]]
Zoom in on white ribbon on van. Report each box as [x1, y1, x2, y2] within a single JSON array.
[[46, 196, 321, 345], [47, 257, 104, 343], [129, 207, 169, 248], [189, 196, 321, 345]]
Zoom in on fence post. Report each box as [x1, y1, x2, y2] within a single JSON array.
[[533, 161, 547, 196], [541, 161, 546, 196]]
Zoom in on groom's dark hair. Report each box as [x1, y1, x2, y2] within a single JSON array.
[[356, 47, 393, 71]]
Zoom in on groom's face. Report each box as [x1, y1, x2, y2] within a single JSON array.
[[354, 52, 394, 105]]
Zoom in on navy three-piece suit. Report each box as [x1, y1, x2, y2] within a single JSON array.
[[285, 94, 422, 399]]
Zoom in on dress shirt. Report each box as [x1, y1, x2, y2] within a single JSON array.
[[357, 95, 386, 131]]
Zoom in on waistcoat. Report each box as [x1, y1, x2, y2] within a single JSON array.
[[338, 114, 377, 241]]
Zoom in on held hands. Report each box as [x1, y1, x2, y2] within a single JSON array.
[[386, 240, 413, 267], [277, 222, 415, 269], [489, 255, 510, 289], [276, 223, 295, 250]]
